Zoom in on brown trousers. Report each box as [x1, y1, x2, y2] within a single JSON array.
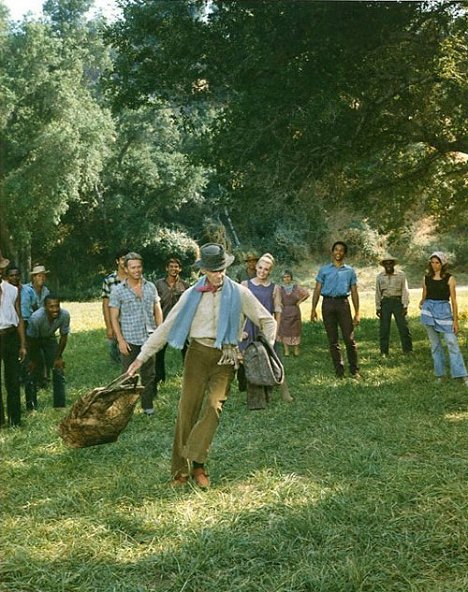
[[171, 340, 235, 478]]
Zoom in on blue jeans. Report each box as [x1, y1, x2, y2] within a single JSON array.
[[425, 325, 468, 378]]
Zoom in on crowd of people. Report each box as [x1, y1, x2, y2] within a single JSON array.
[[1, 242, 467, 488]]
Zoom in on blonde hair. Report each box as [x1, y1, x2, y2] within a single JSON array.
[[257, 253, 275, 268]]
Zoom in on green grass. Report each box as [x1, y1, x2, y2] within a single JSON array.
[[1, 297, 468, 592]]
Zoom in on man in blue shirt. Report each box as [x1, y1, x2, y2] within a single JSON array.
[[109, 252, 163, 417], [26, 294, 70, 408], [310, 241, 360, 378]]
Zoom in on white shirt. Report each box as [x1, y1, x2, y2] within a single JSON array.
[[0, 280, 19, 329]]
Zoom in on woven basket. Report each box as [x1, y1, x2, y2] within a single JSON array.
[[59, 374, 144, 448]]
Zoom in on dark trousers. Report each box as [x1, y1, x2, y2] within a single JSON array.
[[26, 338, 66, 408], [322, 297, 359, 376], [120, 344, 156, 410], [0, 329, 21, 426], [155, 343, 187, 384], [379, 297, 413, 354]]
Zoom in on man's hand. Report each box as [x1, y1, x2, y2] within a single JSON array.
[[106, 327, 114, 340], [54, 358, 65, 371], [353, 314, 360, 326], [310, 309, 318, 322], [376, 310, 381, 318], [118, 338, 131, 355], [127, 359, 142, 377], [403, 307, 408, 316], [19, 347, 27, 362]]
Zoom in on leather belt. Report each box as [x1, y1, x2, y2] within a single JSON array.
[[323, 295, 348, 300]]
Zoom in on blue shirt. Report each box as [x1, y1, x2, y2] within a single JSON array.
[[27, 307, 71, 338], [21, 283, 50, 321], [316, 263, 357, 297], [109, 278, 160, 345]]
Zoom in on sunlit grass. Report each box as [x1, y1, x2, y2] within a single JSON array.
[[1, 295, 468, 591]]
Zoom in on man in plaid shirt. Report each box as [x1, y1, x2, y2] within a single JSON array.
[[101, 248, 128, 364], [109, 252, 163, 417]]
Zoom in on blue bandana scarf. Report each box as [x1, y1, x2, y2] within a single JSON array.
[[168, 275, 241, 350]]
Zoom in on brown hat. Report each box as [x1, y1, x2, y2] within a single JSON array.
[[0, 250, 10, 269], [195, 243, 235, 271], [30, 265, 50, 276], [244, 251, 259, 262]]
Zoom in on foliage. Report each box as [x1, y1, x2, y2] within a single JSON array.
[[108, 0, 468, 251], [2, 296, 468, 591]]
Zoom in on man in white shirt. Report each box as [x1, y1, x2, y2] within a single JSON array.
[[127, 243, 276, 489], [0, 252, 27, 427]]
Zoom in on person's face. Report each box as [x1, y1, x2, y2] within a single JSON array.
[[202, 268, 226, 287], [246, 258, 258, 271], [256, 259, 273, 280], [6, 269, 21, 286], [117, 256, 126, 272], [332, 244, 346, 262], [382, 261, 395, 274], [45, 299, 60, 320], [282, 273, 292, 284], [430, 257, 442, 273], [32, 272, 47, 288], [125, 259, 143, 281], [167, 262, 181, 277]]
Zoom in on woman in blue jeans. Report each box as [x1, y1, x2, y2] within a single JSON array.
[[419, 251, 468, 386]]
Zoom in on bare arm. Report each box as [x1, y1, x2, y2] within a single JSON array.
[[54, 334, 68, 370], [110, 306, 131, 355], [154, 302, 163, 327], [448, 276, 459, 334], [419, 277, 427, 308], [310, 281, 322, 321], [15, 294, 27, 361], [351, 284, 360, 325], [102, 298, 114, 339]]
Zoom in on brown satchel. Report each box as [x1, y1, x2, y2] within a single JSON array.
[[243, 333, 284, 387], [59, 374, 143, 448]]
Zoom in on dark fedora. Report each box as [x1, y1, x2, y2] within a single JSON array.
[[195, 243, 235, 272]]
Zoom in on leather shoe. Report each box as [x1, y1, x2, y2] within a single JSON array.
[[191, 467, 210, 489], [171, 474, 189, 487]]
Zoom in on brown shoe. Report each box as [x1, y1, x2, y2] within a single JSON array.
[[191, 467, 210, 489], [171, 474, 189, 487]]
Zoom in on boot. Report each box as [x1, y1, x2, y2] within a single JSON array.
[[280, 380, 293, 403]]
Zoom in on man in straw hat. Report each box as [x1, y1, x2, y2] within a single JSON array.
[[21, 264, 50, 325], [0, 250, 27, 427], [375, 255, 412, 357], [127, 243, 276, 488], [236, 251, 259, 283]]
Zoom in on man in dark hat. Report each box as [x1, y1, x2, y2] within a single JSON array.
[[375, 256, 412, 357], [127, 243, 276, 489]]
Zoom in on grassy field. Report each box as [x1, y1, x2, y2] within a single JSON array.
[[1, 293, 468, 592]]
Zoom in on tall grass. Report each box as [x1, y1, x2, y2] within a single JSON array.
[[1, 295, 468, 592]]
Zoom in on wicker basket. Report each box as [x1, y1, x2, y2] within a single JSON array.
[[59, 374, 144, 448]]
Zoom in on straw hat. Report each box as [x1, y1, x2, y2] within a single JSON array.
[[30, 265, 50, 276]]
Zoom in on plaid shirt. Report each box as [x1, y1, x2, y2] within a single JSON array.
[[109, 278, 160, 345], [101, 271, 123, 299]]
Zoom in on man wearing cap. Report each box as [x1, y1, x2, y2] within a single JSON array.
[[109, 252, 163, 417], [236, 252, 259, 283], [126, 243, 276, 488], [0, 251, 27, 427], [376, 256, 412, 357], [310, 241, 360, 379]]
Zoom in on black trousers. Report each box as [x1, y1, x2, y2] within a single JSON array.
[[379, 297, 412, 354], [0, 329, 21, 426], [322, 297, 359, 376]]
